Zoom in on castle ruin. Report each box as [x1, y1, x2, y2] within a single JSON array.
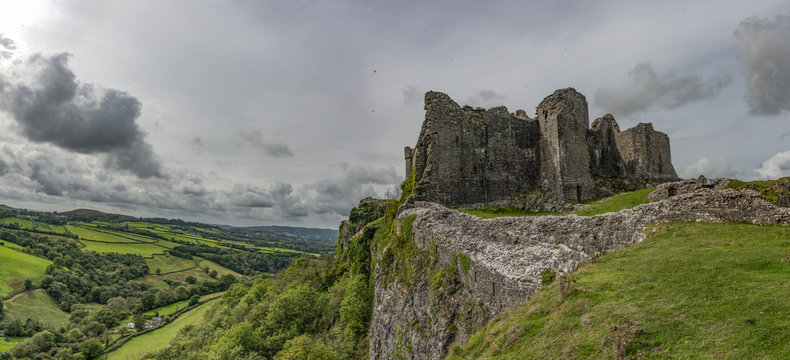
[[405, 88, 678, 208]]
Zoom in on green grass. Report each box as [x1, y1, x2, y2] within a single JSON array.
[[107, 299, 218, 360], [79, 240, 167, 257], [571, 188, 654, 216], [197, 259, 243, 277], [146, 255, 197, 274], [0, 217, 68, 234], [66, 224, 141, 243], [459, 188, 653, 219], [0, 244, 51, 297], [0, 337, 28, 352], [448, 222, 790, 359], [4, 290, 70, 329]]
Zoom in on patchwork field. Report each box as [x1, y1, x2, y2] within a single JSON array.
[[4, 290, 70, 329], [0, 244, 51, 297], [107, 299, 218, 360]]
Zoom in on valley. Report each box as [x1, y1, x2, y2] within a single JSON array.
[[0, 206, 337, 359]]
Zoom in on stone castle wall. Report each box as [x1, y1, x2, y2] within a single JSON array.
[[411, 91, 541, 207], [407, 88, 678, 208]]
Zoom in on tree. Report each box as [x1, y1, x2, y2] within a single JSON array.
[[155, 268, 161, 275], [133, 313, 146, 332], [78, 338, 104, 359], [0, 298, 4, 320], [274, 334, 336, 360], [185, 276, 197, 285], [24, 279, 33, 290], [188, 294, 200, 306]]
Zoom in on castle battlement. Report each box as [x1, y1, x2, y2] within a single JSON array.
[[405, 88, 678, 208]]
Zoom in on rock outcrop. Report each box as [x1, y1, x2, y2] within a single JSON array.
[[406, 88, 678, 209], [369, 182, 790, 359]]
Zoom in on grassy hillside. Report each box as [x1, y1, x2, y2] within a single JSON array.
[[0, 217, 68, 234], [4, 290, 70, 329], [107, 299, 218, 360], [448, 222, 790, 359], [0, 243, 51, 297]]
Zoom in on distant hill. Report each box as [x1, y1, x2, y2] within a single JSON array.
[[234, 225, 338, 243], [0, 204, 13, 210], [62, 208, 136, 222]]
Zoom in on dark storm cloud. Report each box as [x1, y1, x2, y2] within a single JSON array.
[[735, 13, 790, 115], [0, 52, 163, 178], [594, 63, 732, 116], [239, 129, 294, 158]]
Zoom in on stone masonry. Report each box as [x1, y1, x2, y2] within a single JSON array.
[[406, 88, 678, 207]]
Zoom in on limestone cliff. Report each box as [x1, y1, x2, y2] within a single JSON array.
[[367, 182, 790, 359], [407, 88, 678, 209]]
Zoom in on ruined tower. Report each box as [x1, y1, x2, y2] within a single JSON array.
[[537, 88, 595, 203], [407, 88, 678, 209]]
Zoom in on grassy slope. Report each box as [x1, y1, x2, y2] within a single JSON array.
[[0, 217, 68, 234], [448, 222, 790, 359], [107, 299, 218, 360], [459, 188, 653, 219], [4, 290, 70, 329], [0, 245, 51, 297], [0, 337, 27, 352], [147, 255, 197, 274]]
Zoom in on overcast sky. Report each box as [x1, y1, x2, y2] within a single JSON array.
[[0, 0, 789, 228]]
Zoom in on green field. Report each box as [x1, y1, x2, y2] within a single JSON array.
[[0, 337, 27, 352], [147, 255, 197, 274], [79, 240, 168, 257], [0, 217, 68, 234], [107, 299, 218, 360], [449, 222, 790, 359], [459, 188, 653, 219], [0, 244, 51, 297], [4, 290, 70, 329], [66, 224, 141, 243], [198, 259, 242, 277]]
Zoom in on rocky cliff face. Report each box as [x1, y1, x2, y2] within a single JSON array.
[[368, 181, 790, 359]]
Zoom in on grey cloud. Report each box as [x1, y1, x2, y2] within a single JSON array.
[[0, 34, 14, 60], [0, 34, 15, 50], [0, 157, 7, 176], [0, 52, 163, 178], [735, 14, 790, 115], [239, 129, 294, 158], [680, 158, 733, 179], [463, 90, 506, 108], [402, 85, 422, 105], [310, 164, 399, 216], [594, 63, 732, 116]]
